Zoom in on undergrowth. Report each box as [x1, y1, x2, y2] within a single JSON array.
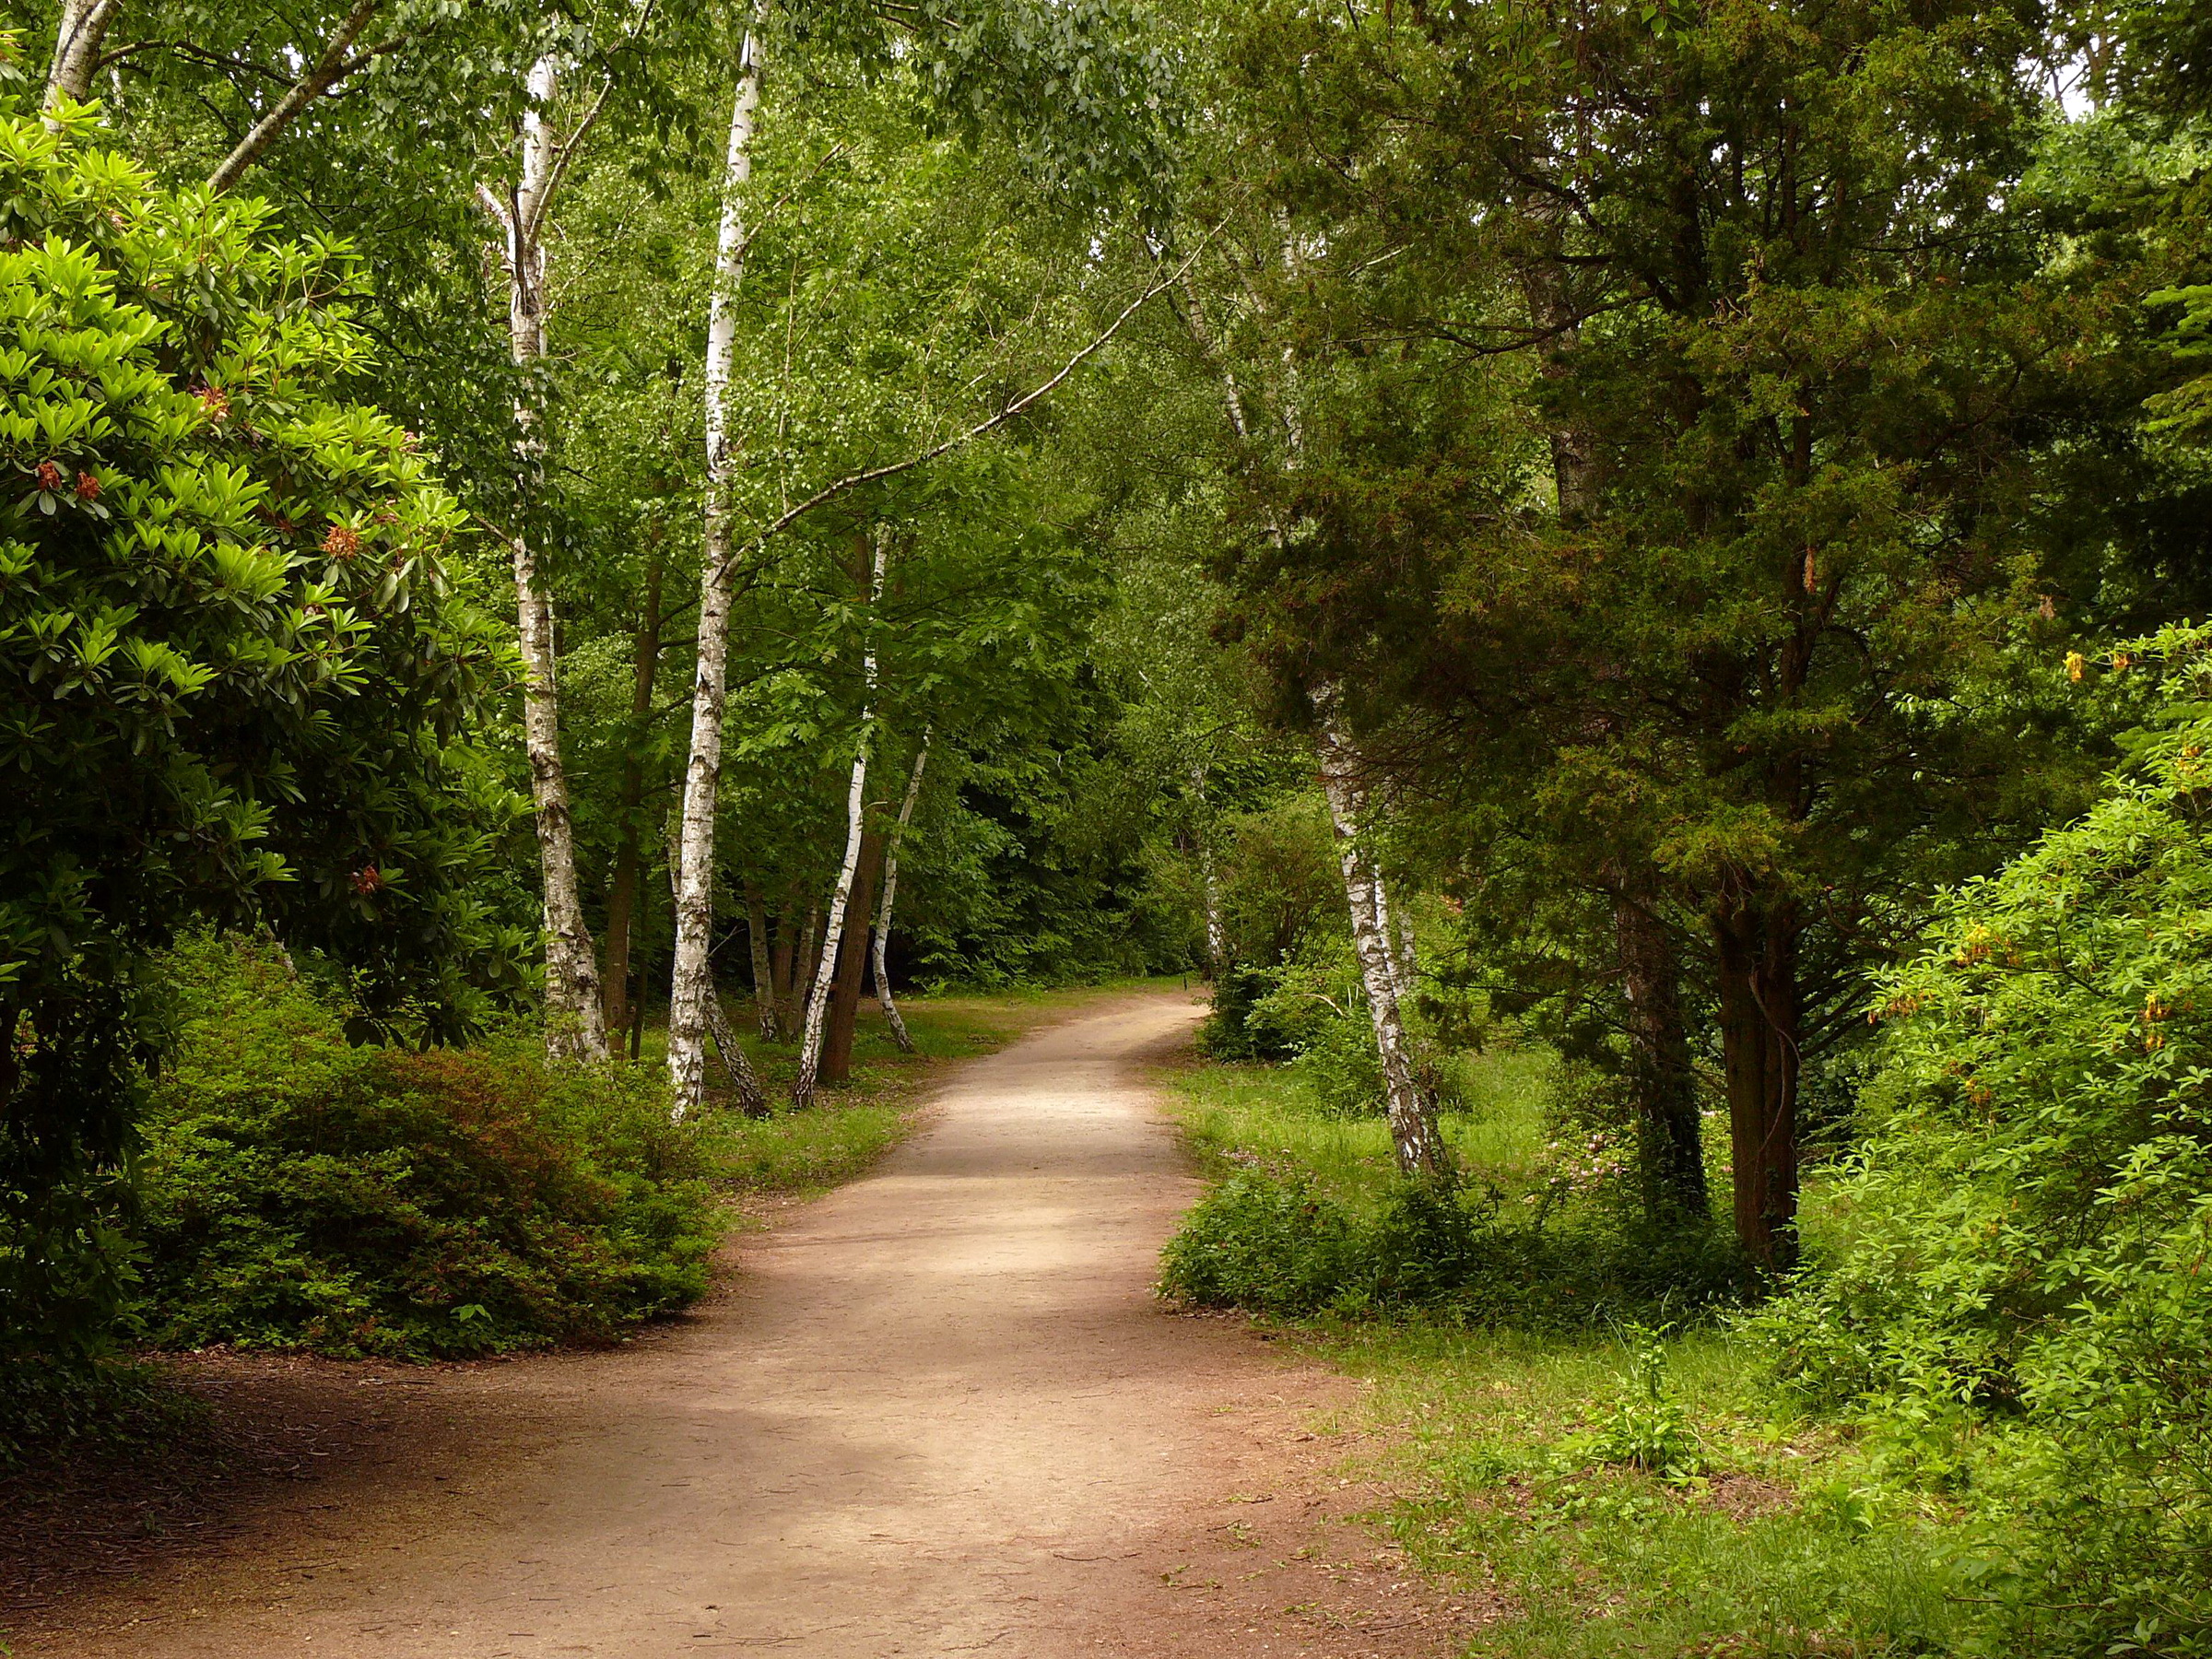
[[1155, 1049, 1984, 1657]]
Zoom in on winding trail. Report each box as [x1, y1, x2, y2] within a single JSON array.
[[19, 993, 1478, 1658]]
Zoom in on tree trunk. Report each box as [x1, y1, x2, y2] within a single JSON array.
[[667, 28, 765, 1116], [793, 532, 887, 1106], [206, 0, 383, 193], [1613, 892, 1708, 1224], [664, 822, 766, 1117], [1313, 688, 1450, 1184], [770, 911, 797, 1034], [821, 826, 886, 1086], [626, 838, 650, 1062], [744, 879, 781, 1041], [1190, 763, 1227, 979], [794, 752, 872, 1107], [1712, 888, 1801, 1266], [495, 55, 608, 1065], [602, 550, 664, 1041], [43, 0, 119, 114], [798, 906, 823, 1016], [872, 737, 929, 1053]]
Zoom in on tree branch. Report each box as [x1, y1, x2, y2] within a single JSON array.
[[713, 229, 1220, 586], [206, 0, 384, 194]]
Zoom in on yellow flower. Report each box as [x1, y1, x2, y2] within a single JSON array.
[[2066, 651, 2086, 683]]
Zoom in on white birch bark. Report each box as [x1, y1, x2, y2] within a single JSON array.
[[792, 531, 887, 1106], [1314, 689, 1447, 1182], [662, 821, 765, 1117], [872, 734, 929, 1053], [43, 0, 119, 115], [491, 55, 607, 1065], [667, 27, 765, 1115], [1190, 763, 1227, 976], [1184, 248, 1445, 1178]]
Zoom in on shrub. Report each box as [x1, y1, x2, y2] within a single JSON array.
[[0, 41, 524, 1359], [131, 936, 715, 1359], [1752, 624, 2212, 1653], [1161, 1170, 1755, 1327]]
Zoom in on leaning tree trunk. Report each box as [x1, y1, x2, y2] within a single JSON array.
[[1313, 688, 1450, 1184], [792, 530, 887, 1107], [1712, 885, 1801, 1266], [496, 55, 606, 1064], [43, 0, 119, 114], [668, 29, 765, 1115], [871, 736, 929, 1053]]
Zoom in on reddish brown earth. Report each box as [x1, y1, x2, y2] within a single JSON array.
[[3, 993, 1490, 1658]]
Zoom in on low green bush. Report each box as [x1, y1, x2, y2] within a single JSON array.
[[132, 936, 716, 1359], [1159, 1169, 1755, 1327]]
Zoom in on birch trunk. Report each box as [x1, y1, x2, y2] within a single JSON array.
[[793, 740, 871, 1107], [43, 0, 118, 115], [792, 530, 886, 1107], [798, 906, 824, 1012], [205, 0, 383, 194], [744, 880, 781, 1041], [1189, 763, 1227, 979], [871, 736, 929, 1053], [1186, 262, 1441, 1175], [664, 823, 766, 1117], [1313, 688, 1449, 1183], [498, 55, 606, 1064], [821, 827, 885, 1086], [667, 29, 765, 1115]]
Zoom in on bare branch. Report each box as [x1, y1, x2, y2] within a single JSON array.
[[521, 0, 665, 246], [206, 0, 383, 194], [715, 229, 1220, 585]]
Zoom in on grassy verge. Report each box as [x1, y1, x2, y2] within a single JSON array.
[[1157, 1051, 1983, 1658]]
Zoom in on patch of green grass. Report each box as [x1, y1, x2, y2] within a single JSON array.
[[1159, 1050, 1981, 1657], [1322, 1320, 1979, 1658], [1165, 1042, 1555, 1214]]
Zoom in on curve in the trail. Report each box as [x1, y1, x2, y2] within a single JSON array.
[[40, 993, 1258, 1657]]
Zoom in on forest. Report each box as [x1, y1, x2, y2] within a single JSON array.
[[1, 0, 2209, 1653]]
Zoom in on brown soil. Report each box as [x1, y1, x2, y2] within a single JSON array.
[[2, 993, 1489, 1658]]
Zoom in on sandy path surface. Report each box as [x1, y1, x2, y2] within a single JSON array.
[[13, 994, 1483, 1659]]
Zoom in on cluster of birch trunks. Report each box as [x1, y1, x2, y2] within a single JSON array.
[[33, 0, 1442, 1149]]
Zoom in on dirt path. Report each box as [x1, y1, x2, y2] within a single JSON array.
[[12, 994, 1484, 1658]]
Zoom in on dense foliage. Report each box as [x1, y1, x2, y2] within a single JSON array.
[[0, 61, 520, 1360], [134, 935, 714, 1359], [1756, 629, 2212, 1652]]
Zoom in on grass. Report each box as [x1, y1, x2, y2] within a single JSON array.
[[1157, 1047, 1981, 1658], [1168, 1042, 1557, 1213]]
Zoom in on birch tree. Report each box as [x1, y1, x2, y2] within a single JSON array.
[[477, 55, 612, 1063], [666, 24, 766, 1115], [791, 530, 887, 1108]]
